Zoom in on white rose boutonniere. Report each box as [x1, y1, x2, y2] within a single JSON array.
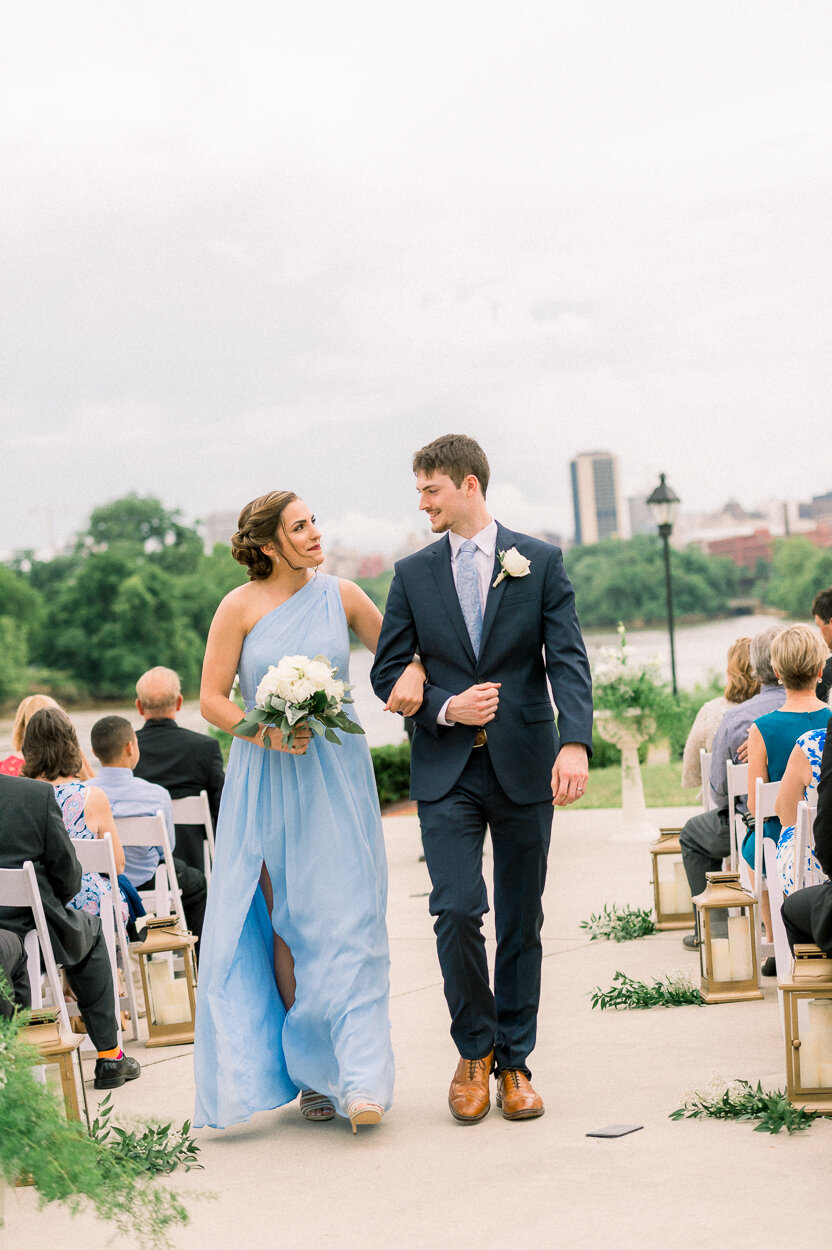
[[493, 546, 532, 588]]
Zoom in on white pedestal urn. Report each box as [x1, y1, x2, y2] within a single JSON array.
[[594, 709, 658, 842]]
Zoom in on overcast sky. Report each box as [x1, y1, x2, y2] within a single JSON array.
[[2, 1, 831, 558]]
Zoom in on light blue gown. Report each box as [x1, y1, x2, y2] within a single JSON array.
[[194, 574, 394, 1128]]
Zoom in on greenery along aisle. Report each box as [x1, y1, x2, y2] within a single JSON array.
[[0, 1010, 200, 1247]]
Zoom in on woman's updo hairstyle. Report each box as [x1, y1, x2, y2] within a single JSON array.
[[231, 491, 298, 581]]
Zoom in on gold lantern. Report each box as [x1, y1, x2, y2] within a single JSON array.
[[132, 916, 198, 1047], [20, 1007, 90, 1127], [649, 828, 695, 929], [692, 871, 762, 1003], [783, 944, 832, 1113]]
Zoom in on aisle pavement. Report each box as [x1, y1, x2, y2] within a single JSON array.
[[5, 803, 830, 1250]]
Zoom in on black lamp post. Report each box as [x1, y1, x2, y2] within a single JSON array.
[[646, 472, 680, 696]]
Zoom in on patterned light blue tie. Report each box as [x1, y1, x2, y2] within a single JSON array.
[[456, 539, 483, 657]]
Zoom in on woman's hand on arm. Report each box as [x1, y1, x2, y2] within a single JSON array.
[[746, 724, 768, 815], [774, 745, 812, 827], [385, 659, 427, 716], [84, 787, 126, 874]]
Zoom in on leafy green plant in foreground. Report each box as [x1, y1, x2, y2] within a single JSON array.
[[580, 903, 656, 942], [591, 969, 703, 1010], [671, 1078, 818, 1134], [0, 1011, 201, 1246]]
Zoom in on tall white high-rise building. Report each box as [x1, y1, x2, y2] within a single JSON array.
[[569, 451, 628, 545]]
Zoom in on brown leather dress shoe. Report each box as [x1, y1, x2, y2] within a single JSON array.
[[496, 1068, 544, 1120], [448, 1051, 494, 1123]]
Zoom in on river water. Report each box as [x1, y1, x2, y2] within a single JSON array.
[[0, 613, 797, 759]]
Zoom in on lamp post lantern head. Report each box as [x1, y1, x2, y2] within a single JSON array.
[[646, 473, 680, 533]]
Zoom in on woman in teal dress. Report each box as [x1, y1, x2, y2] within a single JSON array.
[[194, 491, 424, 1133], [746, 624, 830, 942]]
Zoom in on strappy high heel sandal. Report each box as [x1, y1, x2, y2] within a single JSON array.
[[348, 1099, 383, 1133], [299, 1089, 336, 1122]]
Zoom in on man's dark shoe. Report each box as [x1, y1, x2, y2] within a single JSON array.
[[682, 933, 700, 951], [761, 956, 777, 977], [94, 1053, 141, 1089]]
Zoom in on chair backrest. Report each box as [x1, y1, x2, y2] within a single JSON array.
[[170, 791, 215, 881], [69, 833, 123, 1049], [115, 811, 186, 930], [699, 750, 714, 811], [0, 861, 71, 1033], [726, 761, 749, 871], [793, 799, 829, 891], [752, 777, 780, 961]]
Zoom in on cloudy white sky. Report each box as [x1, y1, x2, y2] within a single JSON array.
[[2, 1, 831, 557]]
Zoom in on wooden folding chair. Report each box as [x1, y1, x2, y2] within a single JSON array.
[[115, 811, 186, 931], [71, 832, 138, 1042], [170, 790, 215, 883], [0, 861, 71, 1033]]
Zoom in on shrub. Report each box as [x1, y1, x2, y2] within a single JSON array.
[[370, 741, 411, 805]]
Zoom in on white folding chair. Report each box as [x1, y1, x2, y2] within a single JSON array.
[[170, 791, 215, 884], [71, 832, 138, 1042], [726, 761, 749, 872], [762, 838, 791, 1034], [792, 794, 827, 890], [0, 861, 71, 1034], [115, 811, 186, 931], [749, 777, 779, 964], [699, 749, 714, 811]]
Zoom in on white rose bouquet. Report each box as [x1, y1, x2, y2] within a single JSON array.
[[234, 654, 365, 749]]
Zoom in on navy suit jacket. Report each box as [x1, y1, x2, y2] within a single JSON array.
[[371, 523, 593, 804]]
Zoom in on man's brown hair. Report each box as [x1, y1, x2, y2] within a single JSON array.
[[412, 434, 490, 498], [91, 715, 136, 765]]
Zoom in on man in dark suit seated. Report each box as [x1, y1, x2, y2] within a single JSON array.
[[0, 774, 140, 1088], [812, 586, 832, 704], [0, 927, 30, 1019], [132, 667, 225, 872], [782, 728, 832, 954]]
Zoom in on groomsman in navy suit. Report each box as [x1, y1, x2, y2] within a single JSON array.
[[372, 434, 593, 1122]]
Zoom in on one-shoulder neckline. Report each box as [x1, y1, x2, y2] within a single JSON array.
[[246, 574, 324, 637]]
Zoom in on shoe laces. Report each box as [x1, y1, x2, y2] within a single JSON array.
[[502, 1068, 521, 1089]]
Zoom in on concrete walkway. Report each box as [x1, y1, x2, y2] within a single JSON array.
[[5, 804, 829, 1249]]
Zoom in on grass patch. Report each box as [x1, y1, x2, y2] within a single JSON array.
[[574, 761, 691, 809]]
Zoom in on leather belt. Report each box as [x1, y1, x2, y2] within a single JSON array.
[[473, 728, 488, 748]]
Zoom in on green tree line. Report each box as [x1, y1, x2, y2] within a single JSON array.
[[4, 496, 818, 706]]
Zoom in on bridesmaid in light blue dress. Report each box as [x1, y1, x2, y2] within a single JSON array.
[[194, 491, 424, 1133]]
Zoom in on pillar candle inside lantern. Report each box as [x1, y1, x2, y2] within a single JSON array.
[[711, 938, 732, 982], [728, 916, 753, 981], [673, 862, 691, 914]]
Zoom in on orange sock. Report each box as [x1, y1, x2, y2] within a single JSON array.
[[97, 1046, 123, 1060]]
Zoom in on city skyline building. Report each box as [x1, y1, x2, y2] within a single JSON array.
[[570, 451, 629, 546]]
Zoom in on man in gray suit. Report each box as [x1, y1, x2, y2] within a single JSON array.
[[0, 774, 140, 1088]]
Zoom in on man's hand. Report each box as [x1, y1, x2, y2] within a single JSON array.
[[446, 683, 501, 726], [736, 736, 749, 764], [551, 742, 589, 807]]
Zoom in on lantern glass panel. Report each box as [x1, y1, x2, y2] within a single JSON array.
[[795, 996, 832, 1091], [145, 953, 192, 1027]]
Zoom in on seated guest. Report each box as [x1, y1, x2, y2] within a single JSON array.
[[0, 694, 95, 779], [0, 928, 30, 1019], [782, 727, 832, 955], [681, 636, 759, 795], [132, 666, 225, 872], [812, 586, 832, 703], [21, 706, 130, 930], [774, 724, 827, 896], [679, 626, 785, 951], [0, 774, 140, 1088], [745, 624, 830, 943], [89, 717, 206, 950]]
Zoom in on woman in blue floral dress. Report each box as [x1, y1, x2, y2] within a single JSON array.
[[21, 706, 129, 927], [775, 726, 827, 896]]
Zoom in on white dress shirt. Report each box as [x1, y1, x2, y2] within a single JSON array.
[[438, 520, 498, 725]]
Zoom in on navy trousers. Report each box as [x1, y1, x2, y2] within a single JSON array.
[[418, 746, 553, 1074]]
